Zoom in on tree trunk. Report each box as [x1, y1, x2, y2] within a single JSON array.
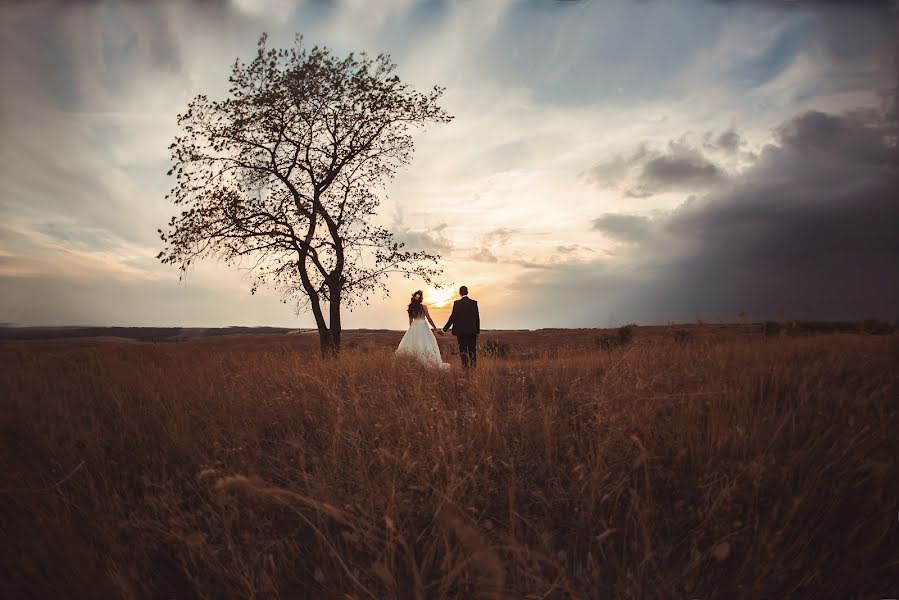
[[319, 329, 337, 357], [295, 260, 335, 358], [326, 285, 342, 357], [307, 295, 335, 358]]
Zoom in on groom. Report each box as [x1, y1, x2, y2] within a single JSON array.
[[441, 286, 480, 369]]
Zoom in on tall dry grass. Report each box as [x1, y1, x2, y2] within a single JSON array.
[[1, 331, 897, 598]]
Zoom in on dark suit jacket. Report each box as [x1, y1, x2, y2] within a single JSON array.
[[443, 296, 480, 336]]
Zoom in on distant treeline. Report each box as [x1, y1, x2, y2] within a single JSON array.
[[0, 320, 895, 342], [0, 326, 295, 342], [762, 319, 896, 336]]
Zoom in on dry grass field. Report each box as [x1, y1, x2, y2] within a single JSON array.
[[1, 325, 897, 599]]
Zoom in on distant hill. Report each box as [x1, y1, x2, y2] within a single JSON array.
[[0, 326, 301, 342], [0, 319, 893, 343]]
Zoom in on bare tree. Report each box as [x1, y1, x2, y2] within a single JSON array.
[[158, 34, 453, 355]]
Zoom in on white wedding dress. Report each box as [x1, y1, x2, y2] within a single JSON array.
[[396, 317, 450, 369]]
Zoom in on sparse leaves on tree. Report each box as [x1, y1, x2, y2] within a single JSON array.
[[158, 33, 453, 354]]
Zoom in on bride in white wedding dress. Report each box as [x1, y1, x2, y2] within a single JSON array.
[[395, 290, 450, 369]]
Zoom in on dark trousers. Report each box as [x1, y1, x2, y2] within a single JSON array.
[[457, 334, 478, 369]]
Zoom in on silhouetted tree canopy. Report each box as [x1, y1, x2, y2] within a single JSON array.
[[158, 34, 453, 354]]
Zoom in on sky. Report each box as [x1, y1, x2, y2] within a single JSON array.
[[1, 0, 897, 330]]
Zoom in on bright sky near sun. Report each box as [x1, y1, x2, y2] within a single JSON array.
[[1, 0, 896, 329]]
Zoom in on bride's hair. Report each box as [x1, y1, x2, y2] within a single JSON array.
[[407, 290, 424, 318]]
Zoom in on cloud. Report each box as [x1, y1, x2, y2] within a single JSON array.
[[0, 0, 895, 327], [391, 220, 454, 254], [581, 143, 652, 188], [469, 248, 499, 263], [0, 221, 157, 282], [509, 107, 899, 325], [583, 138, 728, 197], [773, 108, 895, 164], [703, 126, 745, 154], [481, 227, 520, 246], [638, 140, 727, 193], [591, 214, 652, 243], [0, 0, 269, 246], [0, 273, 294, 327], [555, 244, 593, 254], [511, 259, 556, 270]]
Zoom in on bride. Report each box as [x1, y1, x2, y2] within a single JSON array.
[[395, 290, 450, 369]]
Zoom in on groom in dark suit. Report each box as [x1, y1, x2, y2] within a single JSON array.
[[442, 286, 480, 369]]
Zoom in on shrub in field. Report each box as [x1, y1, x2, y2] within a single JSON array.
[[595, 324, 636, 350], [763, 321, 782, 337], [861, 318, 893, 335], [618, 324, 636, 343], [594, 334, 618, 350], [482, 339, 511, 358], [786, 320, 860, 335], [672, 329, 693, 344]]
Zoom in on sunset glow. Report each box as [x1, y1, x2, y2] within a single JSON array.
[[1, 3, 895, 595], [1, 1, 896, 329], [425, 287, 457, 310]]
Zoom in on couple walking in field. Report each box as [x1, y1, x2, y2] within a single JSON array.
[[395, 286, 480, 370]]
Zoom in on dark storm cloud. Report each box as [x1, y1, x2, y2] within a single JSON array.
[[638, 141, 727, 192], [659, 107, 899, 318], [703, 127, 744, 154], [591, 214, 652, 243], [513, 107, 899, 325], [583, 139, 727, 197], [773, 109, 895, 164], [2, 0, 896, 328], [582, 143, 652, 188]]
